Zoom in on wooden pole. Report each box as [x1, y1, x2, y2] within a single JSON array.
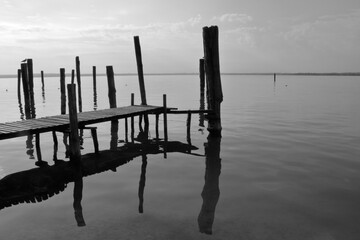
[[199, 58, 205, 127], [92, 66, 97, 92], [60, 68, 66, 115], [35, 133, 42, 162], [17, 69, 22, 102], [71, 69, 75, 84], [106, 66, 117, 108], [131, 93, 135, 143], [75, 56, 82, 113], [163, 94, 168, 158], [93, 66, 97, 110], [155, 114, 159, 141], [186, 111, 192, 150], [134, 36, 147, 105], [107, 66, 118, 150], [21, 63, 31, 119], [27, 59, 34, 106], [67, 83, 81, 163], [52, 131, 58, 161], [41, 70, 45, 90], [90, 128, 99, 154], [203, 26, 223, 136]]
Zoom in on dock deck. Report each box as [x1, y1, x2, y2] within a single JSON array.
[[0, 105, 164, 140]]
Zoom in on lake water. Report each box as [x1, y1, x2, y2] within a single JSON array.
[[0, 74, 360, 240]]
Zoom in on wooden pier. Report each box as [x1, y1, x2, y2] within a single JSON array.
[[0, 105, 165, 140]]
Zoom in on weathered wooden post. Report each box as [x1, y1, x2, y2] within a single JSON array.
[[107, 66, 118, 150], [71, 69, 75, 84], [52, 131, 58, 161], [187, 111, 192, 150], [199, 58, 205, 127], [60, 68, 66, 115], [163, 94, 168, 158], [75, 56, 83, 113], [203, 26, 223, 136], [67, 83, 81, 163], [93, 66, 97, 110], [131, 93, 135, 143], [27, 59, 35, 118], [20, 63, 31, 120], [17, 69, 22, 103], [134, 36, 147, 105]]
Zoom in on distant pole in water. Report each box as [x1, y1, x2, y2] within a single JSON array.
[[41, 70, 45, 90], [203, 26, 223, 136], [75, 56, 82, 113], [92, 66, 97, 92], [92, 66, 97, 110], [274, 73, 276, 82]]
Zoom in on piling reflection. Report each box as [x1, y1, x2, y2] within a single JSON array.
[[198, 132, 222, 235]]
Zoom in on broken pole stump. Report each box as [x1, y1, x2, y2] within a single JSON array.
[[67, 83, 81, 164], [60, 68, 66, 115], [134, 36, 147, 106], [75, 56, 83, 113], [203, 26, 223, 136]]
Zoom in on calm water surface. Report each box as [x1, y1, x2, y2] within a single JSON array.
[[0, 74, 359, 240]]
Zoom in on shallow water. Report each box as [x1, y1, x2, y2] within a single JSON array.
[[0, 74, 360, 239]]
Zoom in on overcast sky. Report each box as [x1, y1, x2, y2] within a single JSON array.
[[0, 0, 359, 74]]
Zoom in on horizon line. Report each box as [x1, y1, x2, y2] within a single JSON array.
[[0, 72, 359, 78]]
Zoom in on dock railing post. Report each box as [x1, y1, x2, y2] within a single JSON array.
[[203, 26, 223, 136], [67, 83, 81, 164]]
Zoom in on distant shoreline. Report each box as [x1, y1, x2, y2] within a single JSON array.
[[0, 72, 359, 78]]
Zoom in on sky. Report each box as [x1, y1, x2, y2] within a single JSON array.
[[0, 0, 359, 74]]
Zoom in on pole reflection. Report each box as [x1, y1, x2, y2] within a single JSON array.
[[198, 132, 222, 235]]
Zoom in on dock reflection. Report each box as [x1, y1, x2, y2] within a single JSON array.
[[0, 132, 200, 227]]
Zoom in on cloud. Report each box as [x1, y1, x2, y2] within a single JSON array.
[[212, 13, 253, 24], [282, 9, 360, 54]]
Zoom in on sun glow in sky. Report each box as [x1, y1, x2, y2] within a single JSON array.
[[0, 0, 359, 74]]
